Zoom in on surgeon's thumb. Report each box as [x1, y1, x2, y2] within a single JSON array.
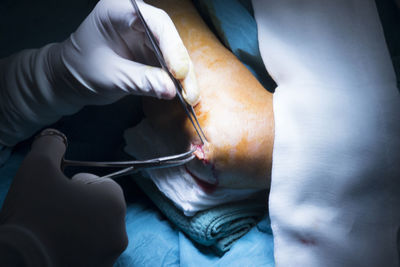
[[72, 173, 107, 184], [135, 2, 199, 104], [30, 129, 67, 168], [17, 129, 67, 181], [11, 129, 68, 189], [115, 57, 175, 99]]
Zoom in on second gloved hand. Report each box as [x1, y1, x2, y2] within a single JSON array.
[[0, 0, 199, 146], [0, 129, 128, 266]]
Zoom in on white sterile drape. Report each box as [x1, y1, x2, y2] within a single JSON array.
[[124, 119, 261, 216], [252, 0, 400, 266]]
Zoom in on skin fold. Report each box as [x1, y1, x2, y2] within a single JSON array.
[[143, 0, 274, 189]]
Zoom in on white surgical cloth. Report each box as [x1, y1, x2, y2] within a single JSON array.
[[252, 0, 400, 266], [123, 120, 261, 216]]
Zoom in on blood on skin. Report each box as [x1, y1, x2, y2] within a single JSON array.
[[299, 237, 316, 246], [185, 166, 218, 193], [192, 143, 209, 165], [187, 143, 219, 193]]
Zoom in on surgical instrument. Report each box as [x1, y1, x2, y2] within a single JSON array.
[[130, 0, 207, 144], [63, 149, 195, 179], [36, 129, 196, 179]]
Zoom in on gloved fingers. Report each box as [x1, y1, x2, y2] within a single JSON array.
[[10, 129, 68, 190], [180, 61, 200, 105], [114, 57, 176, 99], [71, 172, 126, 211], [29, 129, 67, 171], [136, 1, 200, 105], [136, 1, 188, 79], [71, 172, 127, 235], [71, 172, 106, 184]]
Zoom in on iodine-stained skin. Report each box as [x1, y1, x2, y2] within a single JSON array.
[[143, 0, 274, 189]]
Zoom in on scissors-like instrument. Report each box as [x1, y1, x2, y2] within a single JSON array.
[[63, 148, 195, 179], [38, 129, 195, 179], [130, 0, 207, 144]]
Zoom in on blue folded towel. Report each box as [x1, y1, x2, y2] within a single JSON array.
[[133, 175, 267, 256]]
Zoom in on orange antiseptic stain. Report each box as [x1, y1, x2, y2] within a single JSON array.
[[144, 0, 274, 189], [194, 102, 210, 126]]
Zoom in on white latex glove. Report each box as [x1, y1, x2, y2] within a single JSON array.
[[252, 0, 400, 266], [0, 0, 199, 147]]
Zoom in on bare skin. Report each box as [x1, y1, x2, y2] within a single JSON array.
[[143, 0, 274, 190]]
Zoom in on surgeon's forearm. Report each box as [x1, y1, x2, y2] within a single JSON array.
[[0, 44, 83, 147]]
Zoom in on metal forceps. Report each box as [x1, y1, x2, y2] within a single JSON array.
[[37, 129, 195, 179], [62, 148, 196, 179], [130, 0, 207, 144]]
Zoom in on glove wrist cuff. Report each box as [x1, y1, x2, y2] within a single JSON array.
[[0, 224, 53, 266], [0, 43, 84, 146]]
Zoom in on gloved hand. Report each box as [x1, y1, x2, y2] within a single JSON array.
[[0, 129, 128, 266], [253, 0, 400, 266], [0, 0, 199, 147]]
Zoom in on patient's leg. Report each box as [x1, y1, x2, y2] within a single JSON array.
[[142, 0, 274, 190]]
